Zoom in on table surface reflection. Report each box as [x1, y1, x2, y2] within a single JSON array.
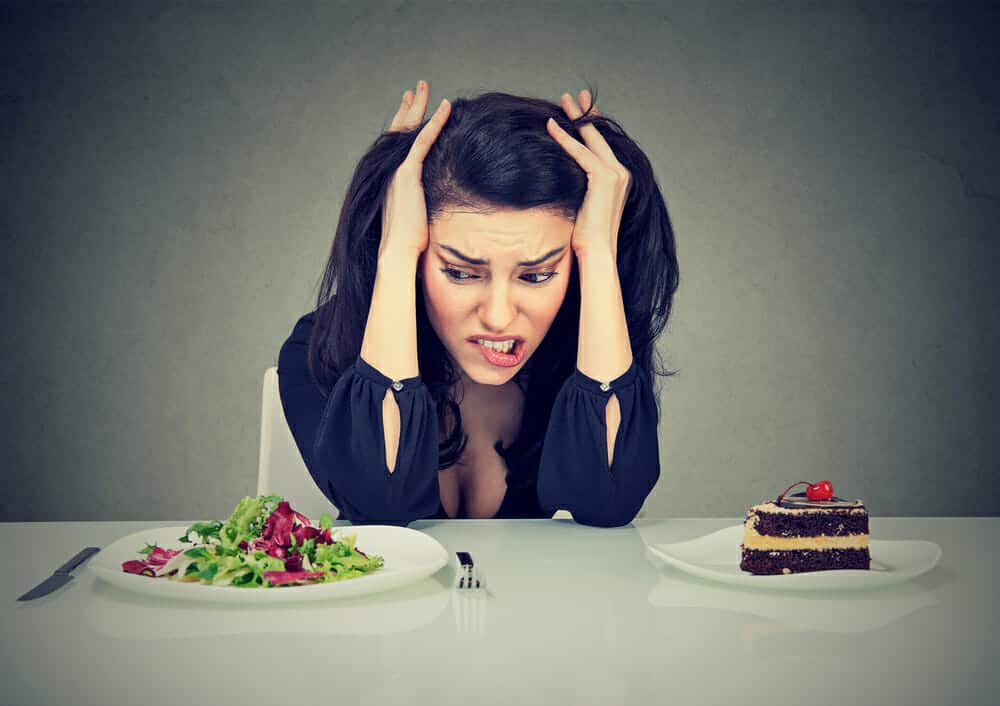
[[2, 517, 996, 706]]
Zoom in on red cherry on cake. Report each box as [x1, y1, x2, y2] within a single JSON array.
[[806, 480, 834, 501]]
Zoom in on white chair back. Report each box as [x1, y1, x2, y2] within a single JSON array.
[[257, 367, 339, 521]]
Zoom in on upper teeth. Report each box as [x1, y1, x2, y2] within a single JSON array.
[[477, 339, 516, 353]]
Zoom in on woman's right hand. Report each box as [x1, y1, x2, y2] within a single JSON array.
[[378, 80, 451, 261]]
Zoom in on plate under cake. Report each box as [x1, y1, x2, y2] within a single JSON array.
[[740, 489, 870, 575]]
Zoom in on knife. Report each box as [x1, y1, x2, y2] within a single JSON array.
[[17, 547, 101, 601]]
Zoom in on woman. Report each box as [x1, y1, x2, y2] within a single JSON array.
[[278, 80, 679, 526]]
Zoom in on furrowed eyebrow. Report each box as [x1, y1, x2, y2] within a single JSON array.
[[437, 244, 567, 267]]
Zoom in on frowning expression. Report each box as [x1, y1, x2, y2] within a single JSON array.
[[420, 207, 575, 387]]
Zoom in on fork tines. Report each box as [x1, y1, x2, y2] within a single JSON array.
[[455, 552, 485, 589], [458, 565, 484, 589]]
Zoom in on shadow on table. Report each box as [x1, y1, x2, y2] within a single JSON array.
[[84, 574, 450, 640], [645, 573, 939, 634]]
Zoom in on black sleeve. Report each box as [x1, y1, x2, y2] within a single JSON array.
[[536, 360, 660, 527], [276, 312, 441, 526]]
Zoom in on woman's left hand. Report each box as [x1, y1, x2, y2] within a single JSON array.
[[546, 90, 631, 261]]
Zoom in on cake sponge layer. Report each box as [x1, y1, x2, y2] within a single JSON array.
[[740, 547, 870, 575]]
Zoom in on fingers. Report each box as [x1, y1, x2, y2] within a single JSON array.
[[405, 98, 451, 167], [406, 79, 431, 126], [558, 90, 617, 166], [546, 116, 604, 175], [550, 90, 631, 196], [388, 90, 414, 132], [389, 80, 432, 132]]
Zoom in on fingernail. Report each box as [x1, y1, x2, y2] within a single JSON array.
[[418, 80, 426, 91]]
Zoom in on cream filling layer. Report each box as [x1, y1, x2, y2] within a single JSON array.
[[741, 525, 869, 551]]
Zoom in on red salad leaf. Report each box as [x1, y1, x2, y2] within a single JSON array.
[[122, 559, 151, 575], [283, 552, 303, 573], [292, 525, 320, 545], [261, 500, 312, 547], [146, 546, 182, 566]]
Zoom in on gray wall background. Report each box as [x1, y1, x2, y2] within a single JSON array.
[[2, 0, 997, 522]]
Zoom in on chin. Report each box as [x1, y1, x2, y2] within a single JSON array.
[[460, 365, 519, 386]]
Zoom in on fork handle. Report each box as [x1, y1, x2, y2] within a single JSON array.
[[456, 551, 474, 568]]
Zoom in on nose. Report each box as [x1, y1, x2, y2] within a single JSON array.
[[477, 280, 517, 333]]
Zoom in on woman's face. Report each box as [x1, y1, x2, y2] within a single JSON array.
[[420, 207, 575, 388]]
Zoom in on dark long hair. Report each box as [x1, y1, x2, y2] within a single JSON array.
[[307, 87, 679, 486]]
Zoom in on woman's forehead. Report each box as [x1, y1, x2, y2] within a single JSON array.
[[429, 207, 573, 260]]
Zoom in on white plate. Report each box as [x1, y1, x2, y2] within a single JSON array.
[[88, 525, 449, 603], [645, 525, 941, 591]]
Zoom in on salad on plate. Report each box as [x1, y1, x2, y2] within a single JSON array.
[[121, 495, 384, 588]]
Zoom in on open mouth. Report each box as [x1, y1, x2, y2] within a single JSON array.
[[468, 338, 525, 368]]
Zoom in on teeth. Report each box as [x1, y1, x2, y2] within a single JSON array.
[[477, 339, 516, 354]]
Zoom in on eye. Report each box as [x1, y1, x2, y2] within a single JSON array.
[[440, 267, 479, 282], [521, 272, 558, 285], [440, 267, 559, 285]]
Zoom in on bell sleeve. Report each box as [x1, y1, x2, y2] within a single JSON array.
[[536, 360, 661, 527], [277, 313, 441, 526]]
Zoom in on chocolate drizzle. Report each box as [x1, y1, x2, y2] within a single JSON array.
[[775, 481, 811, 504], [776, 492, 864, 510]]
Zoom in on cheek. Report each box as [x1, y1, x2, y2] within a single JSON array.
[[422, 270, 472, 327], [531, 255, 574, 323], [420, 260, 444, 309], [525, 280, 570, 327]]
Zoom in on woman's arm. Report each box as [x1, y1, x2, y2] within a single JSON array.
[[575, 247, 634, 466], [538, 89, 660, 525], [535, 249, 660, 527], [360, 88, 451, 473], [360, 249, 421, 473], [278, 309, 440, 526]]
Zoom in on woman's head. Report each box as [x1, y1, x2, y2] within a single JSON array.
[[419, 206, 574, 388], [310, 87, 678, 469], [413, 92, 592, 390]]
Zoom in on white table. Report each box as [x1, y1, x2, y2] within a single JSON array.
[[2, 518, 997, 706]]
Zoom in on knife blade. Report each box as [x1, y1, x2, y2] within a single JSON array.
[[17, 547, 101, 601]]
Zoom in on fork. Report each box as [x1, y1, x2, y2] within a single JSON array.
[[453, 551, 489, 633], [455, 551, 486, 590]]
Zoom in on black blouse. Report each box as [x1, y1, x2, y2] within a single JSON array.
[[277, 311, 660, 527]]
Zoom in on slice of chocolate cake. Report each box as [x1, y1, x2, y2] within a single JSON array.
[[740, 481, 870, 575]]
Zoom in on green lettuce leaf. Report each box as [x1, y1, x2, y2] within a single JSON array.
[[178, 520, 223, 544], [218, 495, 284, 548]]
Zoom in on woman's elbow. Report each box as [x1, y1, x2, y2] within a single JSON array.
[[571, 502, 641, 528], [568, 469, 659, 528]]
